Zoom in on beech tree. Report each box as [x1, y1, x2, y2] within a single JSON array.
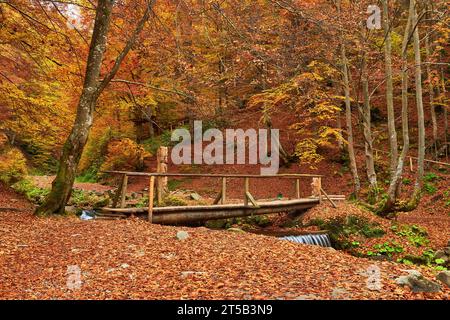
[[36, 0, 154, 215], [381, 0, 398, 176], [409, 0, 425, 207]]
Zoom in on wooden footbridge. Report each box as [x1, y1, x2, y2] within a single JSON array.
[[101, 171, 345, 224]]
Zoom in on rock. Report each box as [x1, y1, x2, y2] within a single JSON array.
[[227, 227, 245, 233], [436, 271, 450, 288], [434, 250, 447, 259], [190, 192, 201, 201], [176, 230, 189, 241], [395, 270, 441, 293], [65, 206, 77, 214], [120, 263, 130, 269]]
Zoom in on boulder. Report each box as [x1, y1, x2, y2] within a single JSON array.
[[227, 227, 245, 233], [434, 250, 446, 259], [395, 270, 441, 293], [176, 230, 189, 241], [436, 271, 450, 288], [65, 206, 77, 215], [190, 192, 202, 201]]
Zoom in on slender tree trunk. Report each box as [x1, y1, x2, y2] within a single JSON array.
[[36, 0, 153, 215], [382, 0, 398, 175], [381, 0, 413, 214], [442, 66, 449, 160], [336, 110, 344, 150], [337, 1, 360, 196], [425, 1, 437, 156], [361, 57, 377, 190], [410, 0, 425, 206]]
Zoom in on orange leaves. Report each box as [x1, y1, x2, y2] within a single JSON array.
[[99, 138, 151, 173]]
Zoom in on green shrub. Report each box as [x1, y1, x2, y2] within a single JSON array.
[[308, 215, 386, 249], [12, 179, 49, 204], [424, 172, 439, 182], [367, 242, 404, 258], [391, 224, 429, 247], [423, 183, 437, 195], [402, 178, 411, 185]]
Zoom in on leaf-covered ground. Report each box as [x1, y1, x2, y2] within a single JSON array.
[[0, 185, 448, 300]]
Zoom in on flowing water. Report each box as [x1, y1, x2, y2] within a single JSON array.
[[280, 234, 332, 247]]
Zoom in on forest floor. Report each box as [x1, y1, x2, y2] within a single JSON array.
[[0, 183, 449, 300]]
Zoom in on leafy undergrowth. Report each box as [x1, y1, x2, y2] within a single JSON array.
[[272, 203, 449, 270], [0, 185, 449, 300]]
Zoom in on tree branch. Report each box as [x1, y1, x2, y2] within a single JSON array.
[[97, 0, 155, 94]]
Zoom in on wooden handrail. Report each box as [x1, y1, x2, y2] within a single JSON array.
[[102, 171, 323, 178]]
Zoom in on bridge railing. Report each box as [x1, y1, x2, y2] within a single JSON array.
[[103, 171, 340, 223]]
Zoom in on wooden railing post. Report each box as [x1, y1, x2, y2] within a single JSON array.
[[295, 179, 300, 199], [221, 177, 226, 204], [311, 177, 321, 201], [120, 174, 128, 208], [148, 176, 155, 223], [156, 146, 168, 204]]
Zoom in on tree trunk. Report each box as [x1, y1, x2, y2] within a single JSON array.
[[337, 1, 360, 196], [36, 0, 153, 215], [382, 0, 399, 175], [36, 0, 115, 215], [425, 1, 437, 157], [410, 0, 425, 206], [442, 65, 448, 160], [381, 0, 413, 214], [361, 57, 377, 190]]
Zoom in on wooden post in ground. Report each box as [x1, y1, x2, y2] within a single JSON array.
[[221, 177, 227, 204], [148, 176, 155, 223], [244, 177, 249, 206], [295, 179, 300, 199], [410, 157, 414, 172], [120, 174, 128, 208], [156, 146, 168, 204], [311, 177, 321, 202]]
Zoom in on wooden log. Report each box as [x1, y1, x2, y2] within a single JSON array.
[[148, 176, 155, 223], [245, 191, 260, 208], [120, 174, 128, 208], [102, 198, 320, 224], [213, 191, 223, 204], [221, 177, 226, 204], [320, 187, 337, 208]]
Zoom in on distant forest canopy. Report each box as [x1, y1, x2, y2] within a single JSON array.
[[0, 0, 448, 214]]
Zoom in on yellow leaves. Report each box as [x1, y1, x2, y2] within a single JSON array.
[[310, 102, 341, 120], [294, 139, 324, 167], [0, 147, 28, 184]]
